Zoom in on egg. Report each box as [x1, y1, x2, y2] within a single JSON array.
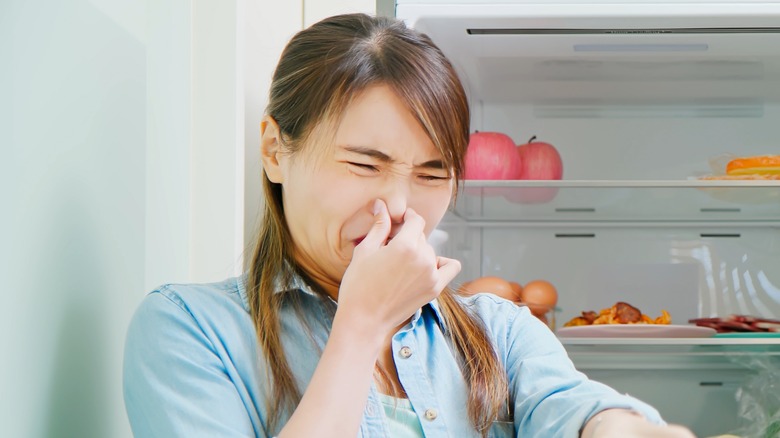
[[509, 281, 523, 298], [459, 276, 520, 301], [518, 280, 558, 317]]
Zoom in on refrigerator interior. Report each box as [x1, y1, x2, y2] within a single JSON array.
[[398, 2, 780, 436]]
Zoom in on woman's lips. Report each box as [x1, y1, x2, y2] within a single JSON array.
[[353, 233, 397, 246]]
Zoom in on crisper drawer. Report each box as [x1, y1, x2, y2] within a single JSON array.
[[437, 224, 780, 324], [561, 339, 780, 438], [585, 367, 743, 437]]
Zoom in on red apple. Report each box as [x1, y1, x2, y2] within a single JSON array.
[[504, 136, 562, 204], [516, 136, 563, 180], [464, 132, 523, 180]]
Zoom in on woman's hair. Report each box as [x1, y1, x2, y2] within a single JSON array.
[[246, 13, 508, 435]]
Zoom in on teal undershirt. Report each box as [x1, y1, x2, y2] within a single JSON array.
[[376, 393, 425, 437]]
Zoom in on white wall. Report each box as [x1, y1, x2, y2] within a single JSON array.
[[243, 1, 303, 263], [4, 1, 147, 436], [147, 0, 247, 290], [304, 0, 376, 26], [3, 1, 376, 437]]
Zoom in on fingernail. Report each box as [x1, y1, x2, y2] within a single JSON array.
[[373, 199, 382, 216]]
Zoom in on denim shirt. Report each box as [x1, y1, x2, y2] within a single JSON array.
[[123, 275, 664, 437]]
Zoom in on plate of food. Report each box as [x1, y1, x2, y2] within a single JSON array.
[[556, 324, 717, 338], [690, 315, 780, 335], [556, 301, 717, 338], [695, 153, 780, 204]]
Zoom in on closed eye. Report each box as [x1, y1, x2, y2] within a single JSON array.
[[417, 173, 452, 185], [347, 162, 379, 174], [418, 174, 449, 181]]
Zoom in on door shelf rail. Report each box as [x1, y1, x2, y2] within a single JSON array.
[[561, 337, 780, 370]]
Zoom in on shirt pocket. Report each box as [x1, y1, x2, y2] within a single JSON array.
[[487, 420, 515, 438]]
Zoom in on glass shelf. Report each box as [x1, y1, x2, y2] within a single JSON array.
[[560, 336, 780, 370], [561, 337, 780, 346], [451, 180, 780, 224]]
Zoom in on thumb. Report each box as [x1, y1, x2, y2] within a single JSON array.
[[434, 256, 461, 293], [357, 199, 391, 250]]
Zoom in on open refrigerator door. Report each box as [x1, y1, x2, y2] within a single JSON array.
[[397, 1, 780, 436]]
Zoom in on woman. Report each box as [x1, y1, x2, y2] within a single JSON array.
[[124, 13, 695, 438]]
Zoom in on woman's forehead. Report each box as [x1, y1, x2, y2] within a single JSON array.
[[291, 84, 451, 170], [333, 86, 441, 159]]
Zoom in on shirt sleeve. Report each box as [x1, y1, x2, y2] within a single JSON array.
[[123, 290, 263, 438], [504, 306, 665, 437]]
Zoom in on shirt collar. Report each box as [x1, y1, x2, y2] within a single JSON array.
[[424, 298, 448, 333], [285, 272, 320, 297]]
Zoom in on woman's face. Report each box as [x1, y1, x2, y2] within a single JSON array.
[[262, 84, 454, 296]]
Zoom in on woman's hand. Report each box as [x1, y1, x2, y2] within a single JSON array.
[[337, 199, 461, 337], [279, 198, 460, 438], [583, 410, 697, 438]]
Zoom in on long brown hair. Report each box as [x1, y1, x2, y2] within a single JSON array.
[[246, 13, 508, 435]]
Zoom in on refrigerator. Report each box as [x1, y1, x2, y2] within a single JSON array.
[[395, 1, 780, 436]]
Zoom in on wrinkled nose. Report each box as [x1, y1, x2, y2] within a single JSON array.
[[381, 181, 410, 231]]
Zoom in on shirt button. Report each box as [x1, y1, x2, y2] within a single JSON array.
[[398, 346, 413, 358], [424, 408, 438, 421]]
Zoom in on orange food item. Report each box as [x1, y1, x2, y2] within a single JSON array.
[[563, 302, 671, 327], [564, 316, 590, 326], [459, 276, 519, 301], [655, 310, 671, 324], [518, 280, 558, 317], [726, 155, 780, 176]]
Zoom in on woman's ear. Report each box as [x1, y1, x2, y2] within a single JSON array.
[[260, 115, 285, 183]]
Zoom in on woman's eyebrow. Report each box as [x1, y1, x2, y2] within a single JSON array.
[[341, 145, 445, 169], [341, 145, 393, 163], [416, 159, 445, 170]]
